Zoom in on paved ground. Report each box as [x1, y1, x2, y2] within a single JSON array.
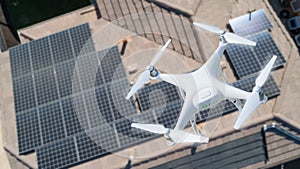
[[0, 110, 10, 169]]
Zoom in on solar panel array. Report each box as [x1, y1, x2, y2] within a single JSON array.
[[10, 23, 95, 154], [11, 23, 176, 168], [229, 9, 273, 37], [226, 31, 286, 79]]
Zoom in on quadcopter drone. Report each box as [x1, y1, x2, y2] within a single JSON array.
[[125, 22, 277, 146]]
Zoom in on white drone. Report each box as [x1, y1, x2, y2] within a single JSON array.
[[125, 22, 277, 146]]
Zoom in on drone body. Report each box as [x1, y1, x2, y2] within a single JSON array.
[[126, 22, 277, 146]]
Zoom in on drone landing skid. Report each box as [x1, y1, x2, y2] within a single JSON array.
[[131, 123, 209, 146]]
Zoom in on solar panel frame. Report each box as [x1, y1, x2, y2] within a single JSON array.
[[229, 9, 273, 36], [226, 31, 286, 79]]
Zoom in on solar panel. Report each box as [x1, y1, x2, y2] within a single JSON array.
[[226, 31, 286, 79], [69, 23, 94, 57], [85, 87, 111, 128], [16, 109, 41, 153], [99, 46, 126, 83], [229, 9, 273, 36], [61, 96, 85, 136], [12, 74, 36, 113], [77, 125, 118, 158], [49, 30, 74, 63], [39, 101, 65, 144], [106, 79, 137, 121], [136, 81, 182, 112], [36, 137, 78, 169], [10, 23, 96, 154], [34, 67, 59, 105], [55, 60, 78, 98], [9, 44, 31, 78], [156, 101, 183, 128], [77, 52, 101, 90], [30, 37, 52, 71]]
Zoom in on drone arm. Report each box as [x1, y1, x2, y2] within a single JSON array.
[[174, 94, 197, 130], [158, 73, 190, 93], [203, 42, 227, 77], [228, 98, 243, 112], [223, 84, 250, 100]]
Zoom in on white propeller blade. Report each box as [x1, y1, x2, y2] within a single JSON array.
[[131, 123, 166, 134], [125, 70, 150, 99], [193, 22, 222, 34], [150, 39, 171, 66], [125, 39, 172, 100], [234, 91, 261, 129], [255, 55, 277, 87], [193, 22, 256, 46], [224, 32, 256, 46]]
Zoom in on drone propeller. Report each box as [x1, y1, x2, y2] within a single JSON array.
[[255, 55, 277, 87], [193, 22, 256, 46], [234, 55, 277, 129], [125, 39, 171, 100]]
